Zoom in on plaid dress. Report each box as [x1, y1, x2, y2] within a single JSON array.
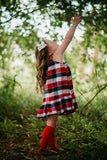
[[37, 59, 78, 118]]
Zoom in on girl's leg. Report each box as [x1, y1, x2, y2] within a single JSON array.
[[47, 114, 58, 128], [39, 114, 58, 153]]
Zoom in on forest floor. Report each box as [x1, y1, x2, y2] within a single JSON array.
[[0, 134, 102, 160], [0, 128, 83, 160], [0, 128, 84, 160], [0, 138, 80, 160], [0, 113, 107, 160]]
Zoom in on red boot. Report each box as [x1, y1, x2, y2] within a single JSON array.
[[48, 125, 64, 152], [38, 125, 58, 155]]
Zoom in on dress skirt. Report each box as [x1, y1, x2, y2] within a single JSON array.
[[37, 59, 78, 118]]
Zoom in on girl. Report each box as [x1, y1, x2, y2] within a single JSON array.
[[35, 13, 83, 155]]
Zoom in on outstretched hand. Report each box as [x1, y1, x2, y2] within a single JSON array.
[[71, 13, 83, 26]]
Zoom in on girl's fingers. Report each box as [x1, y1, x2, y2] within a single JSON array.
[[74, 13, 76, 17], [74, 13, 82, 17], [72, 14, 83, 22]]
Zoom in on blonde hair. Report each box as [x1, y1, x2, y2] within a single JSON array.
[[35, 41, 52, 94]]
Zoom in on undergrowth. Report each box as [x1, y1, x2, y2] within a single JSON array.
[[0, 76, 107, 160]]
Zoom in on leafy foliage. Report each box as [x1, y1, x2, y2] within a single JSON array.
[[1, 0, 107, 32]]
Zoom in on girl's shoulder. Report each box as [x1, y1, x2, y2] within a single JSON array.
[[50, 54, 65, 63], [49, 58, 67, 67]]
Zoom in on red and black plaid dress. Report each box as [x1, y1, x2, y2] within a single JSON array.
[[37, 59, 78, 118]]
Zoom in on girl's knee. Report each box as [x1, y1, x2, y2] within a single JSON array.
[[47, 114, 58, 128]]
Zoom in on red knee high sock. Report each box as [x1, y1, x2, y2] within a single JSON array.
[[40, 125, 54, 149], [48, 125, 57, 148]]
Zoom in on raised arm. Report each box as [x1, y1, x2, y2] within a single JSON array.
[[55, 13, 83, 55]]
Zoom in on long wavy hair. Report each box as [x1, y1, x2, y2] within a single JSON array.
[[35, 41, 52, 94]]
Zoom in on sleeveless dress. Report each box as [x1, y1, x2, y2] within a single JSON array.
[[37, 59, 78, 118]]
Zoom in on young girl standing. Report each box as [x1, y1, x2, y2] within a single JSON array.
[[35, 13, 83, 155]]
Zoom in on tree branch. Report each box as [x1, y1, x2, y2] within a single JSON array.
[[79, 83, 107, 113], [0, 3, 56, 24], [0, 7, 40, 24]]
